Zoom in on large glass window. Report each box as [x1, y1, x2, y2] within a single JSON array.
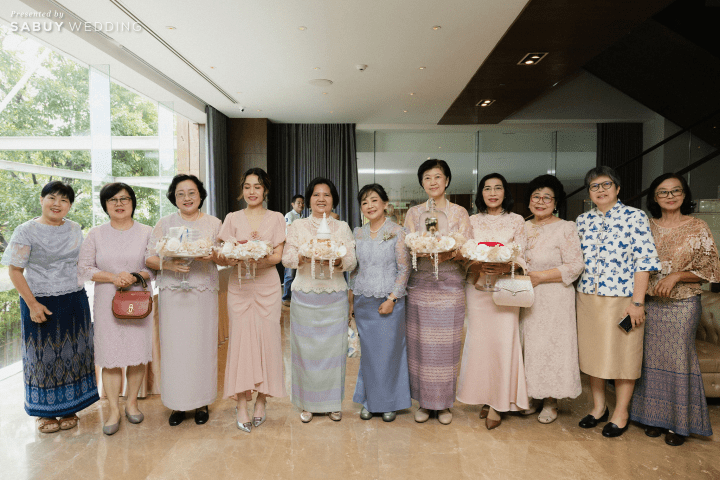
[[0, 26, 180, 373]]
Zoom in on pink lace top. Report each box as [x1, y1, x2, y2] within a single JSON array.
[[647, 217, 720, 299], [524, 219, 584, 285], [467, 212, 528, 282]]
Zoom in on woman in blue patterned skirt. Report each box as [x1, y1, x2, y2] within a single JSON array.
[[630, 173, 719, 446], [2, 181, 99, 434]]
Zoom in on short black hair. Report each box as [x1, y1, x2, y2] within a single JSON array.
[[100, 183, 137, 217], [167, 174, 207, 209], [238, 167, 272, 201], [41, 181, 75, 204], [291, 194, 304, 203], [305, 177, 339, 209], [417, 159, 452, 188], [527, 175, 566, 212], [357, 183, 389, 204], [646, 173, 694, 219], [475, 173, 514, 213], [584, 166, 621, 191]]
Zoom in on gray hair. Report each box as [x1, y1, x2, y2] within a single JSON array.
[[584, 166, 621, 191]]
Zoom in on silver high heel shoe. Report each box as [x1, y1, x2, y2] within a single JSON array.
[[253, 401, 266, 427], [235, 407, 252, 433]]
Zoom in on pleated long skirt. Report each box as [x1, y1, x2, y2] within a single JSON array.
[[577, 292, 641, 379], [20, 290, 99, 417], [630, 295, 712, 437], [352, 295, 411, 413], [456, 284, 529, 412], [159, 289, 218, 411], [290, 290, 348, 413], [406, 268, 465, 410]]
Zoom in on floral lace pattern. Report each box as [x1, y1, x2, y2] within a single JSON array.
[[1, 219, 84, 297], [282, 216, 357, 294], [525, 220, 584, 285], [467, 212, 527, 282], [146, 213, 222, 291], [348, 221, 411, 299], [647, 217, 720, 299]]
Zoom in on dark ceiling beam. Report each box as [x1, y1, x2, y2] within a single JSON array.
[[439, 0, 675, 125]]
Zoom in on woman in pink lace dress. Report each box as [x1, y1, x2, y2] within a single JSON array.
[[630, 174, 720, 446], [519, 175, 584, 424], [216, 168, 287, 433], [78, 183, 154, 435], [456, 173, 529, 429]]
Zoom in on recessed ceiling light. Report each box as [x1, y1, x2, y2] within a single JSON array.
[[166, 26, 176, 30], [329, 111, 334, 113], [313, 67, 320, 70], [256, 109, 262, 112], [518, 52, 548, 65], [210, 66, 215, 69], [476, 99, 495, 107], [322, 92, 328, 95], [309, 79, 333, 86], [432, 25, 441, 30], [403, 110, 408, 113], [419, 66, 426, 70], [298, 26, 307, 31], [409, 92, 415, 96]]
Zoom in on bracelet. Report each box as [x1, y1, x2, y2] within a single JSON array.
[[632, 301, 644, 307], [387, 297, 397, 303]]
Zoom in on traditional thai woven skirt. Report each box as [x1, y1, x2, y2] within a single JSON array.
[[20, 290, 99, 417], [290, 290, 348, 413], [630, 295, 712, 437]]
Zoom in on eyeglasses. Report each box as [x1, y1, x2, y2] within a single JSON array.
[[176, 191, 198, 200], [530, 194, 555, 204], [107, 197, 132, 205], [656, 188, 684, 198], [589, 181, 614, 192]]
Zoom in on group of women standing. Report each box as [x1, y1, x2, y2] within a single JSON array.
[[3, 161, 718, 447]]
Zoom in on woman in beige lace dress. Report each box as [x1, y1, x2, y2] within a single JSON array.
[[630, 173, 720, 446], [519, 175, 584, 424]]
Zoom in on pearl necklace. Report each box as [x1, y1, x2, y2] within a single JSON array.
[[369, 218, 387, 234], [180, 210, 201, 222], [533, 215, 555, 226]]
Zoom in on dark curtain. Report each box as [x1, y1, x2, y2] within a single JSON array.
[[205, 105, 229, 220], [268, 124, 360, 229], [596, 123, 643, 208]]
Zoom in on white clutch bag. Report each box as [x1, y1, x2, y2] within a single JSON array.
[[492, 274, 534, 308]]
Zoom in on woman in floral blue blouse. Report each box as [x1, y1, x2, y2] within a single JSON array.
[[575, 166, 660, 438]]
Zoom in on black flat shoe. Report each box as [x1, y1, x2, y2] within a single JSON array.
[[194, 406, 209, 425], [169, 410, 185, 426], [578, 407, 609, 428], [644, 426, 662, 438], [665, 432, 686, 446], [602, 421, 629, 437]]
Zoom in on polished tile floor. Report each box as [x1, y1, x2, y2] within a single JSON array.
[[1, 306, 718, 480]]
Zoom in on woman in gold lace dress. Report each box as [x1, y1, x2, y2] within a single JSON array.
[[630, 173, 720, 447]]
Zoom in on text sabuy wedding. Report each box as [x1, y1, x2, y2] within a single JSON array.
[[9, 21, 142, 33]]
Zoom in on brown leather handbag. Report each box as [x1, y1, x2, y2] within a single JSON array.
[[112, 274, 152, 320]]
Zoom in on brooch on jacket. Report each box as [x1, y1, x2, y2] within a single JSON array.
[[381, 231, 397, 242]]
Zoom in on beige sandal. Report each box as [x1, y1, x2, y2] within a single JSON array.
[[538, 404, 558, 424], [37, 417, 60, 434], [59, 415, 79, 430]]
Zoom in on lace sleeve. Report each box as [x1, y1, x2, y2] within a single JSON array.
[[458, 208, 473, 242], [145, 218, 165, 262], [77, 227, 100, 285], [392, 226, 411, 298], [140, 227, 157, 281], [404, 206, 419, 233], [0, 223, 31, 268], [512, 215, 528, 274], [347, 227, 361, 291], [282, 222, 300, 269], [690, 221, 720, 283], [338, 222, 357, 272], [557, 221, 585, 286]]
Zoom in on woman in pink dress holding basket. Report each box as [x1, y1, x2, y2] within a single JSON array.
[[456, 173, 530, 430], [216, 168, 287, 433]]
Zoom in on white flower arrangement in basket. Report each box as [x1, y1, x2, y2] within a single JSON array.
[[298, 213, 347, 280], [155, 227, 214, 258], [405, 231, 465, 280], [460, 240, 522, 263], [218, 237, 273, 283]]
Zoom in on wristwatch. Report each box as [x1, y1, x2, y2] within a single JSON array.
[[632, 301, 644, 307], [388, 297, 397, 303]]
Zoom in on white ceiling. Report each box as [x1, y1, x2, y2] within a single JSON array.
[[7, 0, 531, 124]]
